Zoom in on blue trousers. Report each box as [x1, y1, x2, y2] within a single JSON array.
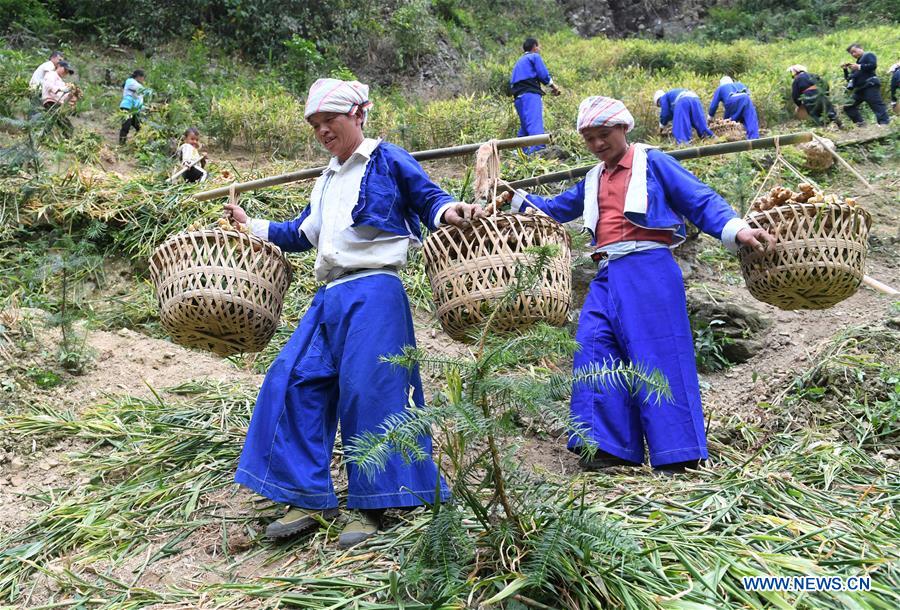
[[724, 94, 760, 139], [673, 97, 714, 144], [235, 273, 450, 510], [514, 92, 546, 154], [568, 250, 708, 466]]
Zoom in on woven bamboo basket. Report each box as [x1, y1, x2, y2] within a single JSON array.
[[149, 227, 293, 356], [422, 212, 571, 342], [739, 203, 871, 310], [709, 118, 745, 141]]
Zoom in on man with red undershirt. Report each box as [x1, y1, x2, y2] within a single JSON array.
[[499, 97, 774, 475]]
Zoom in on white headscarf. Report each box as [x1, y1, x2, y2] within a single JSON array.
[[576, 96, 635, 133], [889, 62, 900, 74], [653, 89, 665, 105], [304, 78, 373, 125], [720, 76, 734, 85], [788, 65, 808, 76]]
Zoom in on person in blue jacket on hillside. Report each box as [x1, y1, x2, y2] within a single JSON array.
[[654, 88, 713, 144], [496, 96, 774, 475], [119, 69, 150, 145], [224, 78, 483, 548], [510, 37, 561, 154], [708, 76, 760, 139], [842, 43, 890, 126]]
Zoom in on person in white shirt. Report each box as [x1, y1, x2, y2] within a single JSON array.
[[175, 127, 208, 183], [29, 51, 63, 91], [224, 78, 482, 548], [41, 61, 75, 108]]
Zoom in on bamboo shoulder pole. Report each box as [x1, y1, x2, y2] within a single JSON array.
[[503, 132, 815, 191], [193, 133, 552, 202]]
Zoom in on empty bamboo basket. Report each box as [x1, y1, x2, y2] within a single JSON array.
[[422, 213, 571, 342], [149, 227, 293, 356], [739, 202, 871, 310]]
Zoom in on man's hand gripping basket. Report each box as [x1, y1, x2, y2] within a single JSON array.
[[422, 212, 571, 342], [739, 185, 871, 310], [149, 225, 293, 356]]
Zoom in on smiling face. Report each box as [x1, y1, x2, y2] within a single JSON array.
[[306, 110, 365, 162], [581, 124, 629, 165], [185, 131, 200, 148]]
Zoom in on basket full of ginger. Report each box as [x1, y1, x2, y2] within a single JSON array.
[[739, 183, 871, 310]]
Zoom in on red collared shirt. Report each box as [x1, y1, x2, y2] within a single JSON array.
[[595, 146, 673, 248]]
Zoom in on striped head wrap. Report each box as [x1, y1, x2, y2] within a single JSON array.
[[304, 78, 373, 125], [576, 96, 635, 133]]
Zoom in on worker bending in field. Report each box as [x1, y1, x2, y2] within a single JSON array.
[[708, 76, 760, 139], [842, 43, 890, 126], [654, 88, 713, 144], [510, 37, 560, 154], [497, 97, 773, 475], [789, 65, 842, 128], [224, 79, 482, 547]]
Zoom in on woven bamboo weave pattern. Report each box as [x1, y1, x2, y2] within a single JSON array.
[[423, 213, 571, 342], [739, 203, 871, 310], [149, 228, 293, 356]]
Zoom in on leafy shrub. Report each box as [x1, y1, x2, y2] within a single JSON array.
[[207, 89, 314, 156], [411, 94, 518, 149], [0, 0, 56, 35], [618, 39, 757, 76]]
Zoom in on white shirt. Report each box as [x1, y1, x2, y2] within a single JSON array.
[[250, 138, 454, 284], [41, 70, 68, 104], [30, 61, 55, 90], [179, 143, 202, 165]]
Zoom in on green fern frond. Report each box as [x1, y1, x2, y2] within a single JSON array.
[[381, 346, 471, 373], [572, 358, 672, 405], [345, 405, 440, 479]]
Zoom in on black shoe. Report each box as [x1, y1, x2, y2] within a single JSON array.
[[578, 449, 639, 471], [653, 459, 701, 477]]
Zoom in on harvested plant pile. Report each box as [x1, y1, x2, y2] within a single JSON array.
[[708, 117, 746, 141]]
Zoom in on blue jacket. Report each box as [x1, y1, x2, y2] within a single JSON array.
[[265, 142, 455, 252], [658, 88, 689, 126], [708, 82, 750, 116], [517, 148, 739, 247], [120, 77, 145, 111], [510, 52, 552, 96], [844, 52, 879, 90]]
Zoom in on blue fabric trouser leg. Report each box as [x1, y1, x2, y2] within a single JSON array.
[[235, 273, 450, 510], [725, 95, 760, 139], [671, 99, 696, 144], [568, 249, 708, 467], [514, 92, 546, 154], [686, 97, 714, 140]]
